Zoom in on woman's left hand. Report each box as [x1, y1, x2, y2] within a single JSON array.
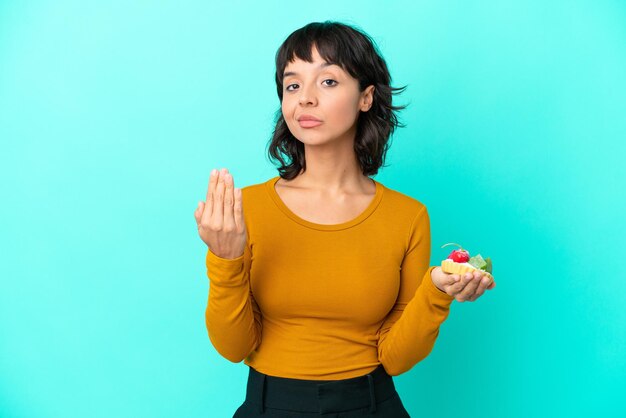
[[431, 266, 496, 302]]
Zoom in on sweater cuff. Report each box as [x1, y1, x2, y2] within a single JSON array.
[[205, 248, 245, 285], [424, 265, 455, 306]]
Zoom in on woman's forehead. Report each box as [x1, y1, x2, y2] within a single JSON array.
[[286, 46, 319, 65], [284, 59, 340, 74], [286, 43, 339, 66], [284, 51, 343, 76]]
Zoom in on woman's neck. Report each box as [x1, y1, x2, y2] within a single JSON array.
[[286, 142, 372, 194]]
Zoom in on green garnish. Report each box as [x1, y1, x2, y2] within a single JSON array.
[[468, 254, 487, 270], [468, 254, 493, 274]]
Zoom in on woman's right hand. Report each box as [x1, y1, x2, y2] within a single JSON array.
[[194, 168, 247, 259], [431, 266, 495, 302]]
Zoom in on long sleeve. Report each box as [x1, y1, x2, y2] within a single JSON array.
[[205, 243, 262, 363], [377, 205, 455, 376], [203, 177, 455, 380]]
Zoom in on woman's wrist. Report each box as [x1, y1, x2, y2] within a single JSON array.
[[430, 266, 445, 292]]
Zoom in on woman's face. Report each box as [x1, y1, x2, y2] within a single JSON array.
[[281, 45, 374, 147]]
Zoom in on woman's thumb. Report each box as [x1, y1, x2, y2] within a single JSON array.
[[194, 201, 203, 222]]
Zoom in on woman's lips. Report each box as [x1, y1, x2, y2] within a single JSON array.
[[298, 120, 323, 128]]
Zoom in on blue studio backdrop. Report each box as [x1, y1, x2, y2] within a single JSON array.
[[1, 1, 625, 417]]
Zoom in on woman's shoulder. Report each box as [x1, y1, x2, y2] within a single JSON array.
[[239, 176, 278, 200], [240, 176, 275, 190], [377, 180, 427, 212]]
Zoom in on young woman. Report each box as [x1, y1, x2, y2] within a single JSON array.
[[194, 21, 496, 417]]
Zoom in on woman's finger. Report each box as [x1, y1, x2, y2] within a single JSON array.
[[443, 274, 465, 295], [212, 169, 226, 224], [195, 201, 205, 227], [194, 201, 201, 224], [456, 273, 480, 302], [202, 169, 218, 223], [446, 273, 461, 287], [222, 172, 236, 230], [470, 275, 491, 301], [469, 272, 489, 301], [234, 187, 245, 231]]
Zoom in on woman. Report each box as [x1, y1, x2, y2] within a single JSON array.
[[194, 21, 495, 417]]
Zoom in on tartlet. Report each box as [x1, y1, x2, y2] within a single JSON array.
[[440, 242, 493, 279]]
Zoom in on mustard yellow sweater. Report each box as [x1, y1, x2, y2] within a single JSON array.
[[205, 176, 455, 380]]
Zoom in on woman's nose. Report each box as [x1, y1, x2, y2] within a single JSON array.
[[298, 84, 317, 106]]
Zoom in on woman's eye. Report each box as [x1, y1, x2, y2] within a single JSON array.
[[285, 79, 337, 92]]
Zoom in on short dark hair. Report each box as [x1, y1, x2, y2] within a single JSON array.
[[267, 21, 408, 180]]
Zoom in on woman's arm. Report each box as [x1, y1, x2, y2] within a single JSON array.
[[377, 206, 455, 376], [205, 244, 262, 363], [195, 168, 262, 363]]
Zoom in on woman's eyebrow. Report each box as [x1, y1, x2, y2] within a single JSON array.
[[283, 62, 337, 80]]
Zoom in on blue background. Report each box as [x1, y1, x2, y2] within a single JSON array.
[[1, 1, 625, 417]]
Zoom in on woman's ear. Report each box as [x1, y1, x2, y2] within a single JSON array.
[[360, 85, 375, 112]]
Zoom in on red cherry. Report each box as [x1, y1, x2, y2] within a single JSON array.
[[442, 242, 470, 262], [448, 249, 470, 262]]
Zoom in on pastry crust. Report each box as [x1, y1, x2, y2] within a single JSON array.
[[441, 259, 492, 279]]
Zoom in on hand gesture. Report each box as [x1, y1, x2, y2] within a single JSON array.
[[194, 168, 247, 259], [431, 267, 496, 302]]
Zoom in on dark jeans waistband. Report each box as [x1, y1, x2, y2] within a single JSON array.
[[245, 365, 397, 414]]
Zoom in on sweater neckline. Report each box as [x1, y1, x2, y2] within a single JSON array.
[[265, 176, 384, 231]]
